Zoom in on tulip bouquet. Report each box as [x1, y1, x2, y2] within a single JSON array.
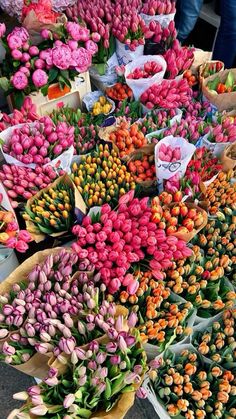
[[164, 148, 222, 198], [138, 108, 180, 135], [149, 118, 204, 145], [72, 190, 192, 294], [204, 171, 236, 215], [66, 0, 115, 75], [12, 327, 147, 419], [0, 98, 39, 133], [141, 0, 176, 16], [0, 209, 31, 253], [50, 107, 98, 155], [70, 144, 136, 208], [0, 164, 60, 208], [109, 121, 147, 157], [112, 270, 194, 351], [114, 99, 143, 124], [151, 197, 206, 240], [127, 60, 163, 80], [140, 78, 193, 110], [23, 175, 76, 237], [149, 347, 236, 419], [163, 40, 195, 79], [145, 20, 177, 54], [0, 22, 97, 107], [127, 152, 156, 183], [165, 245, 236, 318], [193, 309, 236, 368], [113, 12, 146, 52], [2, 118, 74, 166], [202, 115, 236, 144]]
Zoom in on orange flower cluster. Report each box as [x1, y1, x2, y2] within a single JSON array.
[[113, 271, 193, 351], [204, 171, 236, 215], [150, 348, 236, 419], [193, 309, 236, 366]]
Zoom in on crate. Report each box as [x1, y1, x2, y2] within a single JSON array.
[[7, 72, 91, 116]]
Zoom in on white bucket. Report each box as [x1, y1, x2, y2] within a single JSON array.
[[0, 248, 19, 282]]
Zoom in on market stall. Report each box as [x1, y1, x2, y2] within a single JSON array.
[[0, 1, 235, 418]]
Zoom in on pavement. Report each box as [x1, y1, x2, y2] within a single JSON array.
[[0, 363, 158, 419]]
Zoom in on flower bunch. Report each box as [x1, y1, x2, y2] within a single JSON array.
[[164, 148, 222, 198], [109, 121, 147, 157], [127, 153, 156, 183], [138, 108, 179, 135], [0, 23, 97, 103], [165, 245, 236, 318], [0, 97, 39, 131], [13, 327, 146, 418], [72, 190, 192, 294], [115, 99, 143, 123], [141, 0, 176, 15], [140, 78, 193, 110], [21, 0, 60, 23], [151, 198, 205, 237], [0, 209, 31, 254], [23, 176, 75, 236], [112, 270, 193, 351], [150, 348, 236, 419], [113, 12, 146, 51], [163, 40, 195, 79], [2, 118, 74, 165], [51, 107, 98, 155], [204, 171, 236, 215], [203, 115, 236, 143], [193, 309, 236, 367], [150, 118, 204, 144], [71, 144, 136, 208], [106, 83, 133, 101], [127, 60, 163, 79], [0, 164, 60, 207], [145, 20, 177, 52]]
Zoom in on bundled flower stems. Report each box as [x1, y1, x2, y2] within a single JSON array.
[[1, 3, 236, 419]]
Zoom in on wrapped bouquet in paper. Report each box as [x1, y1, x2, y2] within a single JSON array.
[[203, 69, 236, 111], [23, 174, 86, 242], [126, 144, 156, 187], [154, 136, 196, 187], [125, 56, 166, 101], [221, 142, 236, 171], [140, 0, 176, 27]]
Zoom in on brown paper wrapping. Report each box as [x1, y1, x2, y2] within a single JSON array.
[[166, 203, 208, 243], [22, 11, 67, 45], [202, 68, 236, 111], [199, 60, 224, 86], [25, 174, 86, 243], [13, 352, 51, 380], [221, 143, 236, 171], [190, 50, 212, 74]]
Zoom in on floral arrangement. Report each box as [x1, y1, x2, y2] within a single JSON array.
[[140, 0, 176, 15], [163, 40, 195, 79], [193, 309, 236, 367], [0, 23, 97, 107], [112, 12, 146, 51], [145, 20, 177, 53], [149, 348, 236, 419], [204, 171, 236, 215]]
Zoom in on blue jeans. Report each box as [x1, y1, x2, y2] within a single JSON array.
[[175, 0, 203, 42], [212, 0, 236, 68]]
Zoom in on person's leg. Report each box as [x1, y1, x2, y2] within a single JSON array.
[[175, 0, 204, 42], [212, 0, 236, 68]]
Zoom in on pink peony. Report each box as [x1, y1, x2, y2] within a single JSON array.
[[15, 239, 29, 253], [67, 39, 78, 51], [40, 49, 53, 66], [71, 47, 92, 73], [35, 59, 46, 69], [7, 34, 23, 50], [29, 46, 39, 56], [66, 22, 90, 42], [12, 27, 29, 42], [32, 69, 48, 88], [6, 237, 17, 248], [91, 32, 101, 43], [85, 40, 98, 55], [11, 49, 22, 60], [0, 23, 6, 38], [41, 29, 52, 40], [12, 71, 28, 90], [52, 44, 71, 70], [18, 230, 31, 242]]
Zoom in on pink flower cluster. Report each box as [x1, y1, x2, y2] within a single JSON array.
[[6, 229, 31, 253], [3, 117, 74, 165], [145, 20, 177, 47], [2, 23, 97, 93], [158, 144, 181, 162], [141, 0, 176, 15], [0, 164, 60, 207], [113, 13, 146, 50], [140, 78, 193, 110], [0, 98, 39, 133], [150, 118, 204, 145], [203, 116, 236, 143], [72, 191, 192, 294], [163, 40, 194, 79]]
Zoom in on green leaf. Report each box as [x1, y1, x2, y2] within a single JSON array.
[[105, 378, 112, 399], [12, 91, 25, 109], [41, 84, 49, 97], [207, 76, 220, 91], [48, 68, 59, 85], [76, 408, 92, 418], [37, 224, 53, 234], [225, 71, 234, 89], [13, 60, 20, 68]]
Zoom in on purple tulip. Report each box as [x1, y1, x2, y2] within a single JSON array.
[[59, 337, 76, 355], [2, 342, 15, 355], [118, 335, 127, 353], [88, 360, 97, 370], [106, 342, 117, 353], [78, 375, 87, 386], [3, 304, 13, 316], [63, 394, 75, 409], [96, 352, 107, 364], [110, 355, 121, 365], [28, 385, 41, 396], [136, 387, 147, 399], [127, 312, 138, 328], [88, 340, 99, 352]]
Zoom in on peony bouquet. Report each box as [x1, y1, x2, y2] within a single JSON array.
[[0, 23, 97, 107]]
